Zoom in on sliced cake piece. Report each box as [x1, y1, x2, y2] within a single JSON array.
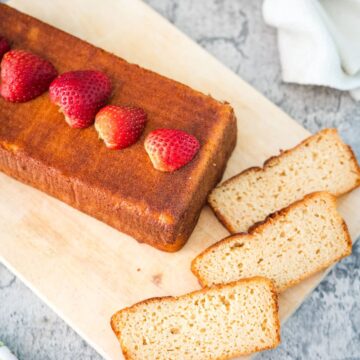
[[111, 277, 280, 360], [209, 128, 360, 233], [193, 192, 352, 291]]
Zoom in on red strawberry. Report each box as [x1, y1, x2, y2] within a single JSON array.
[[0, 50, 57, 102], [0, 36, 10, 60], [144, 129, 200, 172], [49, 70, 112, 129], [95, 105, 147, 149]]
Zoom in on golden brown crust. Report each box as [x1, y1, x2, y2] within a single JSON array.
[[208, 128, 360, 233], [193, 192, 352, 290], [344, 142, 360, 189], [209, 205, 239, 234], [110, 277, 280, 360], [0, 4, 237, 252]]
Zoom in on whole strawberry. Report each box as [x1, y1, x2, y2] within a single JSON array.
[[95, 105, 147, 149], [144, 129, 200, 172], [49, 70, 112, 128], [0, 36, 10, 60], [0, 50, 57, 102]]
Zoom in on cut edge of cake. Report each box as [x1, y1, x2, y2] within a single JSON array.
[[193, 192, 352, 291], [111, 277, 280, 360], [208, 128, 360, 234]]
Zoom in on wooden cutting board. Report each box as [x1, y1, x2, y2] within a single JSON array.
[[1, 0, 360, 359]]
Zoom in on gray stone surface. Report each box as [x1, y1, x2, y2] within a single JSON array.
[[1, 0, 359, 359]]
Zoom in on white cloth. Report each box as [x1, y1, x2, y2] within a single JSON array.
[[263, 0, 360, 100], [0, 345, 18, 360]]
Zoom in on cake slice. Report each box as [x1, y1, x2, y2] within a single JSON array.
[[111, 277, 280, 360], [0, 4, 236, 252], [209, 128, 360, 233], [192, 192, 352, 291]]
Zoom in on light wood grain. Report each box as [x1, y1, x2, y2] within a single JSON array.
[[1, 0, 359, 359]]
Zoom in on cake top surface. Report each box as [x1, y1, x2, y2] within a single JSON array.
[[0, 4, 234, 221]]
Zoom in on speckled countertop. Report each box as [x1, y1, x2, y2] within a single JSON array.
[[0, 0, 359, 359]]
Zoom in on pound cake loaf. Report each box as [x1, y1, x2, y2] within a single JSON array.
[[209, 128, 360, 233], [0, 4, 236, 251], [111, 277, 280, 360], [193, 192, 352, 291]]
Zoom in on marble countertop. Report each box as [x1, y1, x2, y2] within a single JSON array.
[[1, 0, 359, 359]]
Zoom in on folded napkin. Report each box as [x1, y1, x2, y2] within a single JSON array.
[[263, 0, 360, 100]]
